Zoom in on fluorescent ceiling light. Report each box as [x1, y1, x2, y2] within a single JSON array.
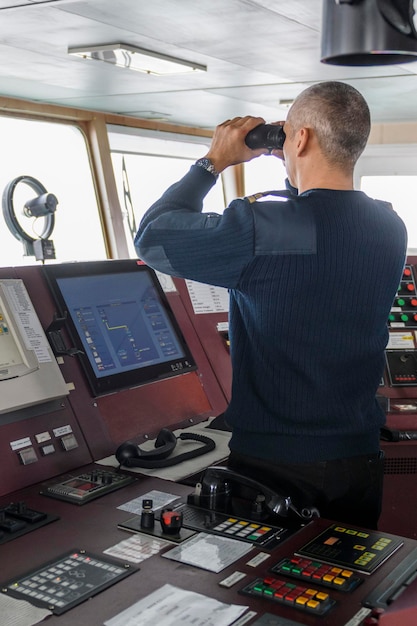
[[68, 43, 207, 75]]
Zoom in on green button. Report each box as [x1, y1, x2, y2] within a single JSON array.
[[397, 298, 405, 306], [285, 582, 297, 589], [401, 314, 409, 321]]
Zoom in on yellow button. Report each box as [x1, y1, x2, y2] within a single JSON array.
[[307, 599, 320, 609], [342, 570, 353, 578], [295, 596, 308, 606], [316, 592, 329, 601], [323, 574, 334, 582], [305, 589, 317, 596], [333, 577, 346, 586]]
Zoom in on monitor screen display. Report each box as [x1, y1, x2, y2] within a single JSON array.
[[43, 260, 197, 396]]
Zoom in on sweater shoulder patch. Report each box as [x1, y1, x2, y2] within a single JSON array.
[[252, 200, 317, 255]]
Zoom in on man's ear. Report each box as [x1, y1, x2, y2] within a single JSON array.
[[296, 127, 309, 156]]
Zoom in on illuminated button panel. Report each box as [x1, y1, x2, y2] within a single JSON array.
[[297, 524, 403, 575], [271, 556, 362, 592], [171, 503, 292, 549], [240, 576, 336, 616], [389, 265, 417, 327], [214, 518, 274, 542]]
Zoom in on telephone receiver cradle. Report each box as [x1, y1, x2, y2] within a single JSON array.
[[189, 465, 319, 522]]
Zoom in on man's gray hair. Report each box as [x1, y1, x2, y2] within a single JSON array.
[[287, 81, 371, 168]]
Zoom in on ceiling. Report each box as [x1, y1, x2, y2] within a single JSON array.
[[0, 0, 416, 130]]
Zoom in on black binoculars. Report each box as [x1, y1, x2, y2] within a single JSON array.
[[245, 124, 285, 151]]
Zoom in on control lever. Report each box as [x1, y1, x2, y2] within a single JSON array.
[[251, 494, 267, 521], [160, 509, 183, 535]]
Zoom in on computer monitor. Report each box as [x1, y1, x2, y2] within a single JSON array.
[[43, 260, 197, 396]]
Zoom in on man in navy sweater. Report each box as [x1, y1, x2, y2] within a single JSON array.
[[135, 81, 407, 528]]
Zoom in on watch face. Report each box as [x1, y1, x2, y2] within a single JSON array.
[[196, 158, 218, 176]]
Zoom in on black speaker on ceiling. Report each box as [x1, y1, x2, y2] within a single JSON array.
[[321, 0, 417, 66]]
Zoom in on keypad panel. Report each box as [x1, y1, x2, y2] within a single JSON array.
[[271, 556, 362, 592], [240, 576, 336, 616], [1, 551, 136, 614]]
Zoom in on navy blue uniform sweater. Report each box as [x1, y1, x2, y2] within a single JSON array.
[[135, 165, 407, 464]]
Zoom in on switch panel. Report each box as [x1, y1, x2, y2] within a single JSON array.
[[389, 265, 417, 328], [385, 350, 417, 386]]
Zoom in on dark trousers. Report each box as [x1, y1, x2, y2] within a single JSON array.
[[227, 449, 385, 529]]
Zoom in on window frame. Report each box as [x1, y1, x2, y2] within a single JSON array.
[[354, 143, 417, 254]]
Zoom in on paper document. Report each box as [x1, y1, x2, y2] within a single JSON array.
[[104, 583, 248, 626]]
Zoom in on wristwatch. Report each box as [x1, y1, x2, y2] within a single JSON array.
[[195, 157, 220, 179]]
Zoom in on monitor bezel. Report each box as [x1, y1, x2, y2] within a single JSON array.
[[43, 260, 197, 396]]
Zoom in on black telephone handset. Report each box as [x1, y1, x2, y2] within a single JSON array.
[[115, 428, 216, 469], [195, 466, 319, 522]]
